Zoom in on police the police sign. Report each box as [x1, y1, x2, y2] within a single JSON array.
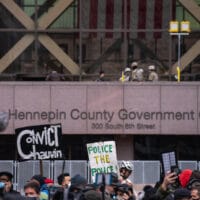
[[16, 124, 63, 160], [87, 141, 118, 182]]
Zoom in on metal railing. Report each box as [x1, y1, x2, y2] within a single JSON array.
[[1, 72, 200, 82]]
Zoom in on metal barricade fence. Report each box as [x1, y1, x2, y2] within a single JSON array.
[[16, 160, 51, 194], [0, 160, 198, 192], [53, 160, 88, 183], [133, 161, 161, 184], [178, 161, 198, 171]]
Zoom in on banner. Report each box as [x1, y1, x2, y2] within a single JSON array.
[[86, 141, 118, 182], [16, 124, 63, 160]]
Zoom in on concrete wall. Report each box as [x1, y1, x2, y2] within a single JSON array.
[[0, 81, 199, 135]]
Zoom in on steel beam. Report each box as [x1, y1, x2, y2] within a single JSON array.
[[0, 0, 34, 29], [172, 40, 200, 74], [0, 0, 79, 74], [38, 0, 73, 29], [39, 35, 80, 74], [171, 0, 200, 74], [0, 35, 34, 73], [178, 0, 200, 22]]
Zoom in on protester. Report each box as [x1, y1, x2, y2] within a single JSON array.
[[67, 174, 87, 200], [0, 171, 19, 194], [119, 161, 134, 186], [44, 178, 54, 187], [178, 169, 193, 189], [174, 188, 191, 200], [137, 185, 156, 200], [31, 174, 49, 200], [153, 171, 179, 199], [116, 183, 135, 200], [191, 186, 200, 200], [139, 169, 200, 200], [24, 181, 40, 198], [83, 189, 102, 200], [3, 193, 24, 200], [119, 161, 137, 199], [57, 173, 71, 189], [53, 173, 71, 200], [102, 172, 119, 200]]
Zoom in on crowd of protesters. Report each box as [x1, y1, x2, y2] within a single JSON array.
[[0, 161, 200, 200]]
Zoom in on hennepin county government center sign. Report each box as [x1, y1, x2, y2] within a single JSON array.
[[1, 82, 200, 135], [8, 108, 195, 131]]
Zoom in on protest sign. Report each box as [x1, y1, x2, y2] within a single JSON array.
[[16, 124, 63, 160], [86, 141, 118, 182]]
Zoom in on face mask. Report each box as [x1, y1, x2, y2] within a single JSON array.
[[26, 194, 38, 198]]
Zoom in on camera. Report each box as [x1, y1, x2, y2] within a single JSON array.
[[170, 165, 181, 189], [116, 185, 130, 194], [170, 166, 181, 176]]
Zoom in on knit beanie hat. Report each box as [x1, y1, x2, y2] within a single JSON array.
[[178, 169, 192, 188], [174, 188, 191, 200], [31, 175, 46, 186], [84, 190, 101, 200], [0, 171, 13, 181], [71, 174, 87, 189], [44, 178, 54, 184]]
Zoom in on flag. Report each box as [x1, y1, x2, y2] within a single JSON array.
[[79, 0, 176, 39]]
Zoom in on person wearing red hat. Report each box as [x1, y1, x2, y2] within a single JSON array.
[[44, 178, 54, 187], [181, 170, 200, 190], [178, 169, 193, 188]]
